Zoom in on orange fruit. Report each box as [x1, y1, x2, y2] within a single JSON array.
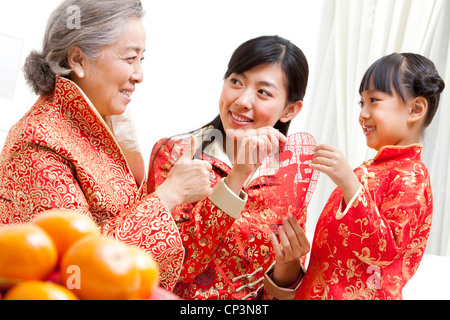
[[32, 209, 100, 259], [4, 280, 78, 300], [0, 224, 57, 282], [60, 235, 140, 300], [129, 247, 160, 299]]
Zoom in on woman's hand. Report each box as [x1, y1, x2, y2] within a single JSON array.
[[155, 136, 213, 211], [309, 144, 360, 205], [270, 214, 310, 288], [225, 126, 286, 195]]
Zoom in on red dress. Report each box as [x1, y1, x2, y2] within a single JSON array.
[[295, 144, 432, 299], [0, 77, 184, 291], [148, 132, 317, 300]]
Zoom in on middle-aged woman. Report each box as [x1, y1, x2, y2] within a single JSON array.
[[0, 0, 212, 291]]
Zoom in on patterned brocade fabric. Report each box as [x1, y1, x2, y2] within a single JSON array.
[[147, 136, 316, 300], [0, 77, 184, 291], [295, 145, 432, 300]]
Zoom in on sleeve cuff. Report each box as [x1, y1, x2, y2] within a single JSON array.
[[335, 183, 363, 220], [263, 262, 306, 300], [208, 177, 247, 219]]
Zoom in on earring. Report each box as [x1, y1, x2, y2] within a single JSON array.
[[78, 71, 84, 78]]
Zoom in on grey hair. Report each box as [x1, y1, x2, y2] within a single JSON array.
[[24, 0, 145, 95]]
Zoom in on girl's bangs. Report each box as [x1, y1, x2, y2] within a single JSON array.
[[359, 53, 405, 99]]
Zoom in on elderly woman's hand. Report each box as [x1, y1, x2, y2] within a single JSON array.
[[155, 136, 213, 211]]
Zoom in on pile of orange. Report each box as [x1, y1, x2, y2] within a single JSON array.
[[0, 209, 160, 300]]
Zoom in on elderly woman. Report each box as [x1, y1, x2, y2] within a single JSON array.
[[0, 0, 212, 291]]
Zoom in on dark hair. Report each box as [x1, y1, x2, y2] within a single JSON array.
[[359, 52, 445, 128], [224, 35, 309, 104], [195, 35, 309, 155]]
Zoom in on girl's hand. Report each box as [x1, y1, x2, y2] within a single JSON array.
[[309, 144, 360, 205], [155, 136, 213, 211], [270, 214, 310, 288], [225, 126, 286, 195]]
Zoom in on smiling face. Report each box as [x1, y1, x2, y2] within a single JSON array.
[[359, 88, 416, 151], [219, 63, 299, 134], [70, 18, 146, 117]]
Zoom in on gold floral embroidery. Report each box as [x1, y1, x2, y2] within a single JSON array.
[[295, 145, 432, 300]]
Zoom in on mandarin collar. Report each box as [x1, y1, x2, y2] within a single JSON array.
[[372, 144, 423, 162], [54, 77, 146, 186]]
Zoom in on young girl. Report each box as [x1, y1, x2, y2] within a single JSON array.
[[264, 52, 445, 299], [147, 35, 314, 300]]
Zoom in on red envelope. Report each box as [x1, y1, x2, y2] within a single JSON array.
[[258, 132, 319, 233]]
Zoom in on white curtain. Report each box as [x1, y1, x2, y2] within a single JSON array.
[[302, 0, 450, 256], [422, 0, 450, 256]]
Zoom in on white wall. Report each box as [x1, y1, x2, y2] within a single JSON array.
[[0, 0, 324, 169], [0, 2, 55, 145]]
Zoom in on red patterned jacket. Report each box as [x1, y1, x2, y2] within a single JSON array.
[[148, 132, 317, 299], [295, 145, 432, 299], [0, 77, 184, 290]]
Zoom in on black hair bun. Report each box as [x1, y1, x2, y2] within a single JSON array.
[[415, 71, 445, 98]]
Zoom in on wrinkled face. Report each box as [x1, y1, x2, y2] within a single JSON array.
[[77, 18, 146, 117], [359, 88, 413, 150], [219, 63, 291, 134]]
